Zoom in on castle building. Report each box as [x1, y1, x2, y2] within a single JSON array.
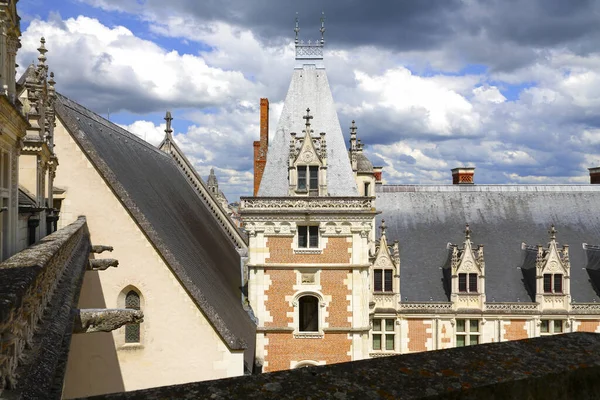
[[243, 17, 600, 370]]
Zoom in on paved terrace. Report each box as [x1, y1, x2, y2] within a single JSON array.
[[82, 332, 600, 400]]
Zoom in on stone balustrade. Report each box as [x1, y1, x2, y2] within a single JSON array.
[[0, 216, 91, 399]]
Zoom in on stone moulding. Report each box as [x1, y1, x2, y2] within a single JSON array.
[[0, 216, 91, 399], [239, 197, 375, 211], [571, 303, 600, 313]]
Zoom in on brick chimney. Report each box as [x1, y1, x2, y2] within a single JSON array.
[[253, 98, 269, 195], [589, 167, 600, 184], [451, 167, 475, 185]]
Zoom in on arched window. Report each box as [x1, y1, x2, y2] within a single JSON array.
[[125, 290, 141, 343], [299, 295, 319, 332]]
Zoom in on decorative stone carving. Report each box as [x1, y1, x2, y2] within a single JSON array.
[[88, 258, 119, 271], [91, 245, 114, 254], [73, 308, 144, 334], [240, 197, 374, 210]]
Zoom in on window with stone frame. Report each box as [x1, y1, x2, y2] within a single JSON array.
[[372, 318, 395, 351], [456, 319, 480, 347], [298, 225, 319, 248], [373, 269, 393, 293], [298, 295, 319, 332], [125, 290, 141, 343], [543, 273, 563, 293], [458, 273, 478, 293], [540, 320, 564, 335], [297, 165, 319, 194]]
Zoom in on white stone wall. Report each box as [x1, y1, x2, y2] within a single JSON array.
[[53, 120, 244, 398]]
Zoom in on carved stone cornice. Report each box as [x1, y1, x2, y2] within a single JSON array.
[[240, 196, 375, 212]]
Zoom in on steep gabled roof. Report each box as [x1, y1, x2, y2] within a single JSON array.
[[258, 42, 357, 196], [54, 93, 256, 370], [377, 184, 600, 303]]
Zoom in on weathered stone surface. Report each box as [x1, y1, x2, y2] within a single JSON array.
[[81, 332, 600, 400], [88, 259, 118, 271], [0, 216, 91, 399], [90, 245, 114, 254], [73, 309, 144, 334]]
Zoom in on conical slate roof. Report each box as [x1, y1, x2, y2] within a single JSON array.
[[258, 41, 358, 196]]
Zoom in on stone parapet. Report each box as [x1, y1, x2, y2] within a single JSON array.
[[0, 216, 91, 399], [240, 197, 375, 213]]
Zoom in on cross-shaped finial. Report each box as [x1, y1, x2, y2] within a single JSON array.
[[294, 13, 300, 44], [164, 110, 173, 136], [350, 120, 357, 136], [549, 224, 557, 241], [320, 12, 326, 44], [303, 108, 313, 133], [380, 219, 387, 237], [465, 223, 471, 240]]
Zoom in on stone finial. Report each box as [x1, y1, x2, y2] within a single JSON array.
[[294, 13, 300, 44], [164, 110, 173, 137], [380, 219, 387, 238], [549, 224, 557, 241], [37, 37, 48, 71], [73, 308, 144, 334], [88, 259, 119, 271], [465, 223, 471, 240], [303, 108, 313, 134], [320, 11, 326, 44]]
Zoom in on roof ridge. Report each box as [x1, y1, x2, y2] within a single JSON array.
[[56, 92, 169, 158]]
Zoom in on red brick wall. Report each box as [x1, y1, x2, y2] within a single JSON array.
[[264, 269, 295, 327], [321, 270, 352, 328], [577, 320, 600, 332], [504, 320, 528, 340], [253, 98, 269, 195], [265, 332, 351, 372], [407, 319, 431, 352], [266, 236, 351, 264]]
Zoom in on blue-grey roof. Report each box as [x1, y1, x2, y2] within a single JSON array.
[[376, 185, 600, 303], [258, 59, 357, 196], [55, 94, 256, 370]]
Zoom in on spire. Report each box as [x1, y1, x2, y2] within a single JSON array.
[[303, 108, 313, 137], [294, 13, 300, 45], [349, 120, 357, 151], [320, 12, 326, 44], [164, 110, 173, 138]]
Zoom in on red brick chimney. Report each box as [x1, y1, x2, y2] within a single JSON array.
[[452, 167, 475, 185], [589, 167, 600, 184], [253, 98, 269, 195]]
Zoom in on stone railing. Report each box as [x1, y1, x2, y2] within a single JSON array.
[[485, 302, 539, 313], [399, 302, 453, 313], [571, 303, 600, 314], [239, 197, 375, 212], [373, 293, 399, 310], [0, 216, 91, 399]]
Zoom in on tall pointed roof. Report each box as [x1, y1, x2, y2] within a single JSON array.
[[258, 16, 358, 196]]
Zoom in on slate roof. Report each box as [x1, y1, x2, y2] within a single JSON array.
[[54, 93, 256, 370], [258, 48, 358, 196], [376, 185, 600, 303], [356, 153, 374, 173]]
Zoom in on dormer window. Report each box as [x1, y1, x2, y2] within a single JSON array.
[[374, 269, 393, 293], [543, 273, 563, 293], [297, 165, 319, 193], [458, 273, 478, 293]]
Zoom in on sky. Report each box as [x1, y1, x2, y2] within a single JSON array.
[[15, 0, 600, 201]]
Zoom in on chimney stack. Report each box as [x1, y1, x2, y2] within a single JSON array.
[[452, 167, 475, 185], [589, 167, 600, 184], [253, 98, 269, 196]]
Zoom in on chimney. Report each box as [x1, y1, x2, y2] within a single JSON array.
[[451, 167, 475, 185], [589, 167, 600, 184], [253, 98, 269, 196], [373, 167, 383, 185]]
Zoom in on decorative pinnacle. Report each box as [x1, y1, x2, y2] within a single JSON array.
[[320, 12, 326, 44], [549, 224, 557, 241], [303, 108, 313, 134], [465, 223, 471, 240], [350, 120, 357, 137], [294, 13, 300, 44], [164, 110, 173, 136], [380, 219, 387, 237], [37, 37, 47, 68]]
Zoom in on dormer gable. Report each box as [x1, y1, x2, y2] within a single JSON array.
[[522, 225, 571, 311], [288, 108, 328, 196], [370, 220, 400, 307], [448, 224, 485, 309]]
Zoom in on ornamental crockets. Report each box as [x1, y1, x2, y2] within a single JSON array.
[[449, 224, 486, 310], [288, 108, 327, 196], [370, 220, 400, 312]]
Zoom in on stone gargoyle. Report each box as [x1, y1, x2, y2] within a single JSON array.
[[88, 258, 119, 271], [73, 308, 144, 334], [91, 245, 114, 254]]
